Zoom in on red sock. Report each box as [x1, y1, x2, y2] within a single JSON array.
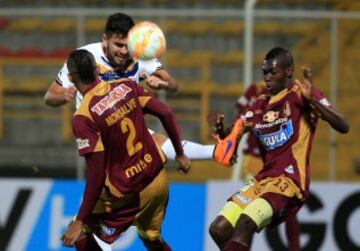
[[222, 241, 248, 251], [285, 216, 300, 251]]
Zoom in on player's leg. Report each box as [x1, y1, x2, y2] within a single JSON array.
[[210, 179, 259, 249], [285, 215, 300, 251], [135, 168, 172, 251], [151, 131, 215, 160], [74, 233, 104, 251], [209, 201, 240, 249]]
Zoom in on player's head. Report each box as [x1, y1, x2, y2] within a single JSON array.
[[262, 47, 294, 95], [101, 13, 135, 70], [67, 49, 97, 89]]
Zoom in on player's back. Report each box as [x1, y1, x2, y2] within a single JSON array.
[[75, 79, 166, 195]]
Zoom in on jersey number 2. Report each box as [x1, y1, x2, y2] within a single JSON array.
[[121, 117, 143, 156]]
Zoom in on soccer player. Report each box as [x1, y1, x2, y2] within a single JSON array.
[[44, 12, 214, 160], [60, 49, 191, 251], [208, 47, 349, 251], [235, 81, 300, 250]]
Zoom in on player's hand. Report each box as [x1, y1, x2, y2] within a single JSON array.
[[61, 219, 83, 247], [296, 67, 313, 101], [207, 112, 225, 138], [175, 154, 191, 174], [142, 74, 170, 90], [63, 86, 77, 103]]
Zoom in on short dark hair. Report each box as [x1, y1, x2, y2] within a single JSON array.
[[104, 12, 135, 37], [67, 49, 97, 84], [265, 47, 294, 68]]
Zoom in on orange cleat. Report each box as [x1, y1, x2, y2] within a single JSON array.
[[213, 118, 244, 166]]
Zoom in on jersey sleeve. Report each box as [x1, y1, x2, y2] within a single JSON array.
[[138, 58, 163, 76], [55, 62, 74, 88], [133, 83, 154, 108], [312, 86, 332, 107], [72, 115, 104, 156]]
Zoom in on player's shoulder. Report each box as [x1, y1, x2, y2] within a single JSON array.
[[78, 42, 102, 53], [74, 81, 109, 119], [289, 83, 302, 99], [78, 42, 103, 60]]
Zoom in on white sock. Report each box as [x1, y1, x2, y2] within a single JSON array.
[[161, 139, 215, 160], [93, 233, 112, 251]]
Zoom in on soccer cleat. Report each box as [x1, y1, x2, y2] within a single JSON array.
[[213, 118, 244, 166]]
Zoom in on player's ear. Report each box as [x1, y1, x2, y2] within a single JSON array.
[[95, 66, 100, 76], [287, 66, 294, 78], [101, 33, 108, 43], [68, 73, 73, 82]]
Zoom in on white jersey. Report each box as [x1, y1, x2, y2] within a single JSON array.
[[55, 42, 163, 108]]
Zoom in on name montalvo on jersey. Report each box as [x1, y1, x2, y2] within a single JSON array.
[[255, 117, 288, 129], [91, 84, 132, 116], [256, 120, 294, 150], [76, 138, 90, 149]]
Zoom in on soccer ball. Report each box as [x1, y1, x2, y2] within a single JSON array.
[[127, 21, 166, 60]]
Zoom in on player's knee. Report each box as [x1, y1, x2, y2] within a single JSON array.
[[231, 214, 258, 244], [209, 216, 234, 245]]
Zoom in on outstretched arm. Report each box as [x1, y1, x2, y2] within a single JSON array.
[[61, 151, 105, 247], [143, 68, 177, 92], [143, 97, 190, 173], [296, 67, 349, 134]]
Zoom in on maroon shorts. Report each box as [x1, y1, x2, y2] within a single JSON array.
[[83, 169, 169, 244]]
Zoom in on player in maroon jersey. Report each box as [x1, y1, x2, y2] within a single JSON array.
[[234, 81, 300, 251], [208, 47, 349, 251], [60, 49, 191, 251]]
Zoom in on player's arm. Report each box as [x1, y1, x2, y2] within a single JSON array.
[[61, 116, 105, 247], [136, 86, 190, 173], [61, 151, 106, 247], [296, 67, 349, 134], [139, 59, 177, 92], [44, 81, 76, 107]]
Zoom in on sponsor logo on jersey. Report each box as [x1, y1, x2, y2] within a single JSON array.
[[91, 84, 132, 116], [255, 117, 288, 129], [76, 138, 90, 150], [263, 111, 279, 123], [285, 165, 295, 174], [255, 119, 294, 150]]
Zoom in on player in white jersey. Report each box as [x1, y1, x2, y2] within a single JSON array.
[[44, 12, 214, 161]]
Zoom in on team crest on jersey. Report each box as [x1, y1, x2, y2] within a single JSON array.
[[99, 223, 116, 236], [91, 84, 132, 115], [255, 119, 294, 150], [283, 101, 291, 117], [263, 111, 279, 123]]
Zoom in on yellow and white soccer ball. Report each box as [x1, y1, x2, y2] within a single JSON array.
[[127, 21, 166, 60]]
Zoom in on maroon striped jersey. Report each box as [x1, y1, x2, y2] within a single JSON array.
[[243, 83, 331, 198], [72, 79, 170, 195]]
